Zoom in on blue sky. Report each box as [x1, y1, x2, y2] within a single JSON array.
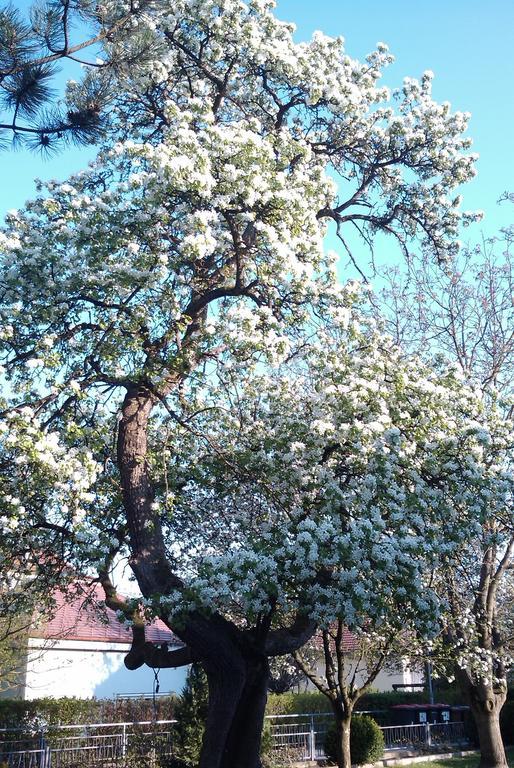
[[2, 0, 513, 242]]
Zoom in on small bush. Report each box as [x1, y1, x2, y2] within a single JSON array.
[[350, 716, 385, 765], [324, 715, 384, 766]]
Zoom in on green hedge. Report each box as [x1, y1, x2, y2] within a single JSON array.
[[266, 692, 330, 715], [0, 696, 178, 729], [265, 689, 444, 718]]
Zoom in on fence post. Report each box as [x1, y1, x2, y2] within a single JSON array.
[[122, 723, 127, 758], [425, 722, 432, 747], [42, 745, 51, 768], [39, 728, 48, 768], [309, 714, 315, 761]]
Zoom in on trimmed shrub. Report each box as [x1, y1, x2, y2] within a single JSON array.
[[324, 715, 385, 766], [0, 695, 177, 730], [265, 689, 462, 721], [266, 691, 333, 715], [172, 664, 209, 768], [350, 716, 385, 765]]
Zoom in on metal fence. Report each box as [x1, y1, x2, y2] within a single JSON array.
[[264, 713, 469, 761], [381, 721, 468, 751], [265, 713, 333, 761], [0, 716, 470, 767], [0, 720, 177, 768]]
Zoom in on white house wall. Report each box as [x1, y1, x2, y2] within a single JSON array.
[[24, 638, 422, 700], [25, 639, 186, 699], [308, 656, 423, 694]]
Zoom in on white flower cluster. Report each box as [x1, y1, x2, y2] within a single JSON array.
[[153, 309, 514, 643], [0, 409, 100, 559]]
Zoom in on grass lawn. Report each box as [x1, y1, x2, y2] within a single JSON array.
[[396, 748, 514, 768]]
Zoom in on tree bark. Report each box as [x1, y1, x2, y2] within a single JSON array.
[[470, 697, 508, 768], [219, 655, 269, 768], [198, 653, 247, 768], [455, 668, 508, 768], [117, 387, 180, 596], [178, 617, 270, 768], [179, 629, 269, 768], [331, 706, 353, 768]]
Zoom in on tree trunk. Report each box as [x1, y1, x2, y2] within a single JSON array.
[[334, 712, 352, 768], [219, 655, 269, 768], [194, 647, 269, 768], [166, 612, 268, 768], [198, 655, 246, 768], [327, 700, 353, 768], [117, 387, 180, 596], [455, 668, 508, 768], [470, 698, 508, 768]]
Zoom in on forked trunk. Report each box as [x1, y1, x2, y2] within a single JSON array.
[[471, 699, 508, 768], [197, 655, 246, 768], [168, 612, 269, 768]]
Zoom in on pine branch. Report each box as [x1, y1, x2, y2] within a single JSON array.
[[0, 0, 156, 151]]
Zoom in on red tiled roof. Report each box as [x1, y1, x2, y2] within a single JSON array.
[[31, 584, 178, 646], [311, 627, 359, 652]]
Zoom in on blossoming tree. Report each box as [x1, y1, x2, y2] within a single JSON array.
[[292, 623, 419, 768], [158, 316, 512, 768], [0, 1, 486, 765], [377, 245, 514, 768]]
